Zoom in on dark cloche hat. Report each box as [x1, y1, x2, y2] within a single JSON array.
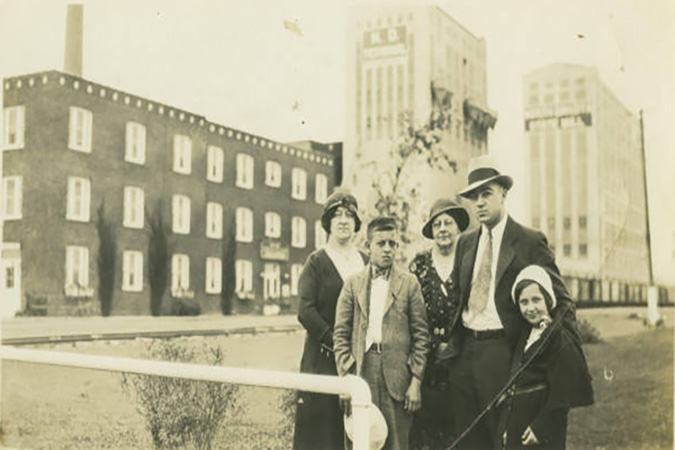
[[422, 198, 470, 239], [321, 189, 361, 233], [458, 155, 514, 198]]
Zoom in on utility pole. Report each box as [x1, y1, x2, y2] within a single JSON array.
[[639, 110, 659, 325]]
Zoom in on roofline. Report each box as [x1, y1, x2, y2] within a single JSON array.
[[3, 69, 341, 159]]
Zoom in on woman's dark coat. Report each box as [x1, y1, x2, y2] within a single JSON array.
[[500, 312, 594, 450], [293, 248, 367, 450]]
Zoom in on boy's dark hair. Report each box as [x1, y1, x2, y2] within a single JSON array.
[[367, 216, 398, 241]]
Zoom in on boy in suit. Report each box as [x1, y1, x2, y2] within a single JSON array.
[[334, 216, 430, 450]]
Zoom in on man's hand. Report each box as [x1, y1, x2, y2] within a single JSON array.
[[521, 426, 539, 446], [404, 377, 422, 413], [339, 394, 352, 417]]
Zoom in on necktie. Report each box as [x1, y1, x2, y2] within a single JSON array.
[[372, 266, 390, 280], [468, 230, 493, 314]]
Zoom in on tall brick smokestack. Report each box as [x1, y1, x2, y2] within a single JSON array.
[[64, 4, 83, 77]]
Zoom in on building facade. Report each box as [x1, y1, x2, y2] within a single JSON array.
[[1, 70, 338, 316], [344, 5, 496, 227], [523, 63, 652, 303]]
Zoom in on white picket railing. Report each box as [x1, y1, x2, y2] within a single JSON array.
[[0, 345, 372, 449]]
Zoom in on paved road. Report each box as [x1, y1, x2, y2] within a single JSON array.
[[1, 314, 300, 344], [1, 306, 671, 344]]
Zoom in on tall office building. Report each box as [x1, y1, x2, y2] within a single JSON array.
[[524, 63, 650, 302], [344, 5, 496, 228]]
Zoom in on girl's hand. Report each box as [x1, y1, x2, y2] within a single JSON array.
[[521, 426, 539, 446]]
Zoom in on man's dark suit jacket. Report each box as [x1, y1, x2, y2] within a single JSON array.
[[447, 216, 577, 351]]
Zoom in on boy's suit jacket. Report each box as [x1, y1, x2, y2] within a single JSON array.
[[333, 264, 430, 402]]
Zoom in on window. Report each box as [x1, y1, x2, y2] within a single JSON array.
[[173, 134, 192, 174], [315, 220, 327, 249], [2, 176, 22, 220], [235, 259, 253, 294], [205, 257, 222, 294], [579, 216, 587, 229], [65, 246, 91, 296], [171, 253, 191, 295], [206, 202, 223, 239], [172, 194, 191, 234], [563, 217, 571, 230], [207, 146, 224, 183], [122, 250, 143, 292], [292, 168, 307, 200], [236, 153, 254, 189], [125, 122, 146, 164], [291, 263, 303, 295], [579, 244, 588, 257], [563, 244, 571, 257], [292, 216, 306, 248], [3, 106, 25, 150], [123, 186, 144, 229], [265, 161, 282, 187], [67, 177, 91, 222], [236, 207, 253, 242], [265, 212, 281, 238], [68, 107, 92, 152], [315, 173, 328, 204]]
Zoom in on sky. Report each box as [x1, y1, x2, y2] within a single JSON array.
[[1, 0, 673, 284]]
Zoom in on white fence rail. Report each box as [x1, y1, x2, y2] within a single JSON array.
[[0, 345, 372, 449]]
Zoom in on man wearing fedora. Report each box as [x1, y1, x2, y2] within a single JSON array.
[[446, 155, 577, 449], [334, 216, 430, 450]]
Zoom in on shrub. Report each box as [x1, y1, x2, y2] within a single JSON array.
[[277, 390, 297, 442], [96, 201, 116, 316], [221, 213, 237, 315], [578, 318, 602, 344], [122, 339, 240, 450], [15, 294, 48, 317], [169, 297, 201, 316], [147, 202, 171, 316]]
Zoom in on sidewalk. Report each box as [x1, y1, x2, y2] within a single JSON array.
[[1, 306, 671, 345], [1, 314, 301, 345]]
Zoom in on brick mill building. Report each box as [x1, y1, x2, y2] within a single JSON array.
[[1, 70, 340, 316]]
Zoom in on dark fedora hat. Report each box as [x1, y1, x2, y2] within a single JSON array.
[[458, 155, 513, 198], [321, 189, 362, 233], [422, 198, 470, 239]]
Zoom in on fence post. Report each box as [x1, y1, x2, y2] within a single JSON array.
[[647, 286, 660, 326], [346, 375, 372, 450]]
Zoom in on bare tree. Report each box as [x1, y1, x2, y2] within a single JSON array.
[[371, 82, 457, 247]]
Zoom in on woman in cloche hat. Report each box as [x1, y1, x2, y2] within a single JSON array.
[[293, 188, 368, 450], [408, 198, 469, 450]]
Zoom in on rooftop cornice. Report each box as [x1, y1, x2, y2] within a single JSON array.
[[3, 70, 336, 167]]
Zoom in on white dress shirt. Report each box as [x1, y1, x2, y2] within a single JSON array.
[[365, 273, 389, 350], [462, 214, 508, 330]]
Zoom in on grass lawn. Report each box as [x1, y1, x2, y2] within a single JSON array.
[[568, 326, 673, 450], [0, 321, 672, 449]]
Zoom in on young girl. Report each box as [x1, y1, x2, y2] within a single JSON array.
[[499, 265, 594, 449]]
